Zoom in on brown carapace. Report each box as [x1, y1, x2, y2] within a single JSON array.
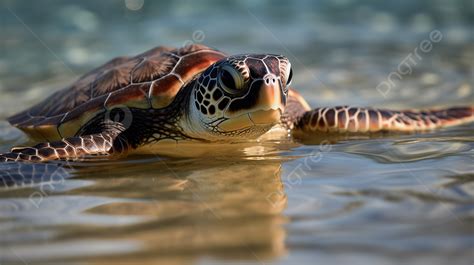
[[1, 44, 473, 162]]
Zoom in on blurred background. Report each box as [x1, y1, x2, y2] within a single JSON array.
[[0, 1, 473, 265], [0, 0, 473, 118]]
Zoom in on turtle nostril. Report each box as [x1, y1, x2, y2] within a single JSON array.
[[263, 74, 277, 85]]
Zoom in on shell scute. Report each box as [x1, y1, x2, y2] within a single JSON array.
[[149, 75, 183, 109], [131, 54, 178, 83], [91, 60, 137, 98], [8, 44, 226, 140], [105, 83, 151, 109]]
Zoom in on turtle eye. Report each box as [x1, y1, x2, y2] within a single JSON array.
[[285, 66, 293, 86], [219, 65, 244, 94]]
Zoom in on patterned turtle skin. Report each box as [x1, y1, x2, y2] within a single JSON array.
[[1, 44, 473, 162]]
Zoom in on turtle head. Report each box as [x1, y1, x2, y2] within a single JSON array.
[[185, 54, 292, 141]]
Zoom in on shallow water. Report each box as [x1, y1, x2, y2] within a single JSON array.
[[0, 1, 473, 265]]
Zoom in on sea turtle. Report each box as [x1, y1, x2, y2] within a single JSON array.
[[1, 44, 473, 162]]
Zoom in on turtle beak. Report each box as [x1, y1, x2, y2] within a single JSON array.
[[218, 75, 284, 132], [257, 74, 285, 113], [248, 74, 285, 125]]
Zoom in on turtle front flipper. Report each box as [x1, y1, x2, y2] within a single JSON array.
[[0, 132, 128, 162], [292, 106, 474, 135]]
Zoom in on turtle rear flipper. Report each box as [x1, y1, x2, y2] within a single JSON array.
[[0, 132, 127, 162], [291, 106, 474, 135]]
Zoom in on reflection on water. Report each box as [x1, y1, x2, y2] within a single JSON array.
[[0, 0, 473, 265], [0, 126, 473, 264], [0, 152, 289, 264]]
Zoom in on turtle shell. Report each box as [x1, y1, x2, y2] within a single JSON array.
[[8, 44, 226, 141]]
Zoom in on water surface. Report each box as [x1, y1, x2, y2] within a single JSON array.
[[0, 1, 473, 264]]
